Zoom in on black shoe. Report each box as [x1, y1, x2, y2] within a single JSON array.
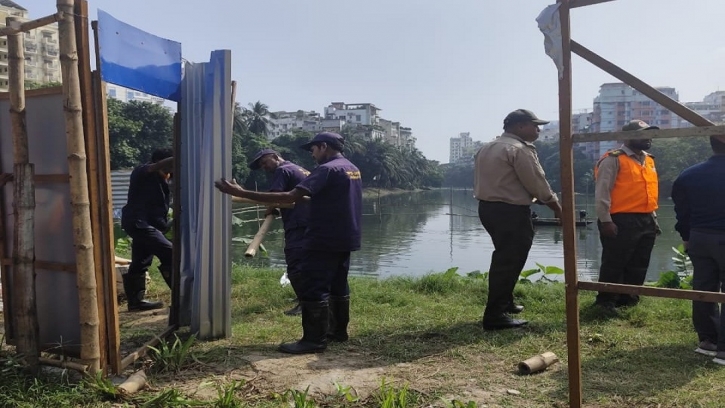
[[278, 340, 327, 354], [284, 303, 302, 316], [506, 304, 524, 314], [482, 314, 528, 330], [123, 274, 164, 312], [615, 296, 640, 308], [128, 299, 164, 312], [593, 301, 617, 314]]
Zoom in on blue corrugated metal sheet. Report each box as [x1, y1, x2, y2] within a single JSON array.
[[178, 50, 232, 339], [110, 170, 132, 218]]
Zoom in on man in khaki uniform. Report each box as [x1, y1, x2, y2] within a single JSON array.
[[474, 109, 562, 330]]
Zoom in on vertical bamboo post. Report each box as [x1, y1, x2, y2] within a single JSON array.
[[57, 0, 100, 374], [7, 16, 40, 373], [556, 1, 583, 407]]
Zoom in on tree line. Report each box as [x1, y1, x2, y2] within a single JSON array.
[[442, 137, 715, 198], [106, 99, 444, 190]]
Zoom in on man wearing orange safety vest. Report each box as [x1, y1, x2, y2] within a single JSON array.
[[593, 119, 660, 312]]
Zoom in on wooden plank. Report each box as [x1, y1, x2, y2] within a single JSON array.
[[570, 0, 615, 8], [75, 0, 107, 374], [0, 12, 63, 36], [91, 18, 122, 375], [578, 281, 725, 303], [571, 40, 714, 127], [573, 125, 725, 143], [170, 112, 181, 327], [0, 174, 9, 336], [556, 2, 583, 408], [34, 174, 70, 183], [0, 86, 63, 100]]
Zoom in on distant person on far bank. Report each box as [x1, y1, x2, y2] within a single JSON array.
[[121, 148, 174, 312], [474, 109, 562, 330], [672, 135, 725, 364], [248, 148, 311, 316], [593, 120, 659, 312]]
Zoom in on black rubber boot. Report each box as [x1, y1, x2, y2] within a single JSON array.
[[279, 300, 328, 354], [327, 295, 350, 342], [123, 274, 164, 312]]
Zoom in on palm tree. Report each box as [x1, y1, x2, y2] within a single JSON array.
[[245, 101, 274, 136]]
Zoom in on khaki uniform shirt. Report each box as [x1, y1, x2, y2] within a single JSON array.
[[473, 132, 558, 206], [594, 145, 654, 222]]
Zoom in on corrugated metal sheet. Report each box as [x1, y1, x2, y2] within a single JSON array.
[[178, 50, 232, 339], [110, 170, 132, 218]]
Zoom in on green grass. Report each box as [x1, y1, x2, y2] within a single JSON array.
[[2, 264, 725, 407]]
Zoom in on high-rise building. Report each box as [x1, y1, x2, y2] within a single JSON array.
[[449, 132, 473, 163], [106, 84, 165, 105], [0, 1, 61, 91], [681, 91, 725, 127], [591, 83, 679, 156]]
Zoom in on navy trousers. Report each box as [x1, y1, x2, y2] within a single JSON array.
[[124, 223, 173, 282], [288, 250, 351, 302], [689, 230, 725, 350]]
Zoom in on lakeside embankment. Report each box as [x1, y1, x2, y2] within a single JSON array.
[[1, 264, 723, 407]]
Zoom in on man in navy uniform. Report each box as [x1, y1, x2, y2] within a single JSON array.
[[216, 132, 362, 354], [248, 148, 311, 316], [121, 148, 174, 311]]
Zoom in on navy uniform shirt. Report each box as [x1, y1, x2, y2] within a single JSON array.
[[672, 155, 725, 241], [121, 164, 171, 232], [269, 161, 311, 249], [296, 155, 362, 252]]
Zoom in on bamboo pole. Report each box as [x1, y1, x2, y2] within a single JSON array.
[[38, 357, 89, 374], [245, 214, 274, 258], [556, 1, 583, 407], [7, 16, 40, 373], [0, 12, 63, 36], [57, 0, 100, 374], [231, 196, 294, 208]]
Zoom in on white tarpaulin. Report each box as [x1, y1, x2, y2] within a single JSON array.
[[537, 4, 564, 79]]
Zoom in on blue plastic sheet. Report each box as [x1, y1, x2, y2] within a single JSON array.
[[97, 10, 182, 101]]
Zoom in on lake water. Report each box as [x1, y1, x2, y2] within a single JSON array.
[[233, 189, 684, 282]]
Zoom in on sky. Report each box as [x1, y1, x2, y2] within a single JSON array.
[[26, 0, 725, 163]]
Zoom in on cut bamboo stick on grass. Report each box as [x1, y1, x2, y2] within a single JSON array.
[[518, 352, 559, 375], [117, 370, 147, 395], [245, 214, 275, 258], [114, 255, 131, 265]]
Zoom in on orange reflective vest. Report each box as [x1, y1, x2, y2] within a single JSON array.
[[595, 150, 658, 214]]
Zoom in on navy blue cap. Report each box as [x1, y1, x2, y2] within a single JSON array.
[[249, 148, 279, 170], [300, 132, 345, 151]]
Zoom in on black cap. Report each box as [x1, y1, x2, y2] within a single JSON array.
[[249, 148, 279, 170], [300, 132, 345, 151], [622, 120, 659, 131], [503, 109, 550, 127]]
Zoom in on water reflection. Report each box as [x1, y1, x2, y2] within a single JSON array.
[[232, 189, 681, 282]]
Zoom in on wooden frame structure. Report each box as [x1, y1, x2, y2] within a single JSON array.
[[0, 0, 179, 376], [555, 1, 725, 407]]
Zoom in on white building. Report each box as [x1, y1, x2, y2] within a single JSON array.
[[592, 83, 679, 155], [267, 110, 345, 140], [106, 84, 165, 105], [324, 102, 385, 141], [449, 132, 473, 163], [681, 91, 725, 127], [0, 1, 61, 91]]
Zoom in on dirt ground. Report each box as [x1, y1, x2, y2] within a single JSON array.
[[146, 340, 562, 407]]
